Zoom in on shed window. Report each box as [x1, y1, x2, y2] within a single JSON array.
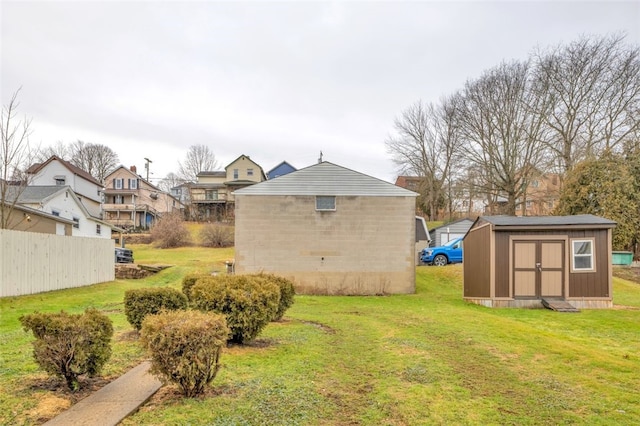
[[316, 196, 336, 211], [571, 239, 594, 272]]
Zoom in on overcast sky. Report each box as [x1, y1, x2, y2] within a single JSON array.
[[2, 1, 639, 184]]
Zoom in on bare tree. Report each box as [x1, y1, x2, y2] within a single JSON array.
[[68, 140, 119, 184], [0, 89, 34, 229], [178, 144, 221, 182], [456, 60, 550, 215], [36, 141, 70, 163], [158, 172, 184, 192], [386, 98, 462, 221], [533, 33, 640, 174]]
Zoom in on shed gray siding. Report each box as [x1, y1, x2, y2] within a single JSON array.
[[430, 219, 473, 247]]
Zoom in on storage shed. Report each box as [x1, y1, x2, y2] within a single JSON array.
[[234, 162, 418, 295], [463, 215, 616, 309], [429, 218, 473, 247]]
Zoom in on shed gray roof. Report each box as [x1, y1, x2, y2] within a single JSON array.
[[480, 214, 616, 227], [234, 162, 417, 197]]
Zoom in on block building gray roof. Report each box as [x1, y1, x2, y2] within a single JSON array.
[[234, 162, 417, 197]]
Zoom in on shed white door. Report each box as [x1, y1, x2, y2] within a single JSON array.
[[513, 240, 564, 298]]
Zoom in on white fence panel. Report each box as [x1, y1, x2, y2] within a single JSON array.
[[0, 229, 115, 297]]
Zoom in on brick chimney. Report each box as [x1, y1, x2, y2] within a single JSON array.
[[130, 165, 137, 173]]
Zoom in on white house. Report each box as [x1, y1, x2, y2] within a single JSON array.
[[26, 156, 104, 218], [12, 186, 117, 238]]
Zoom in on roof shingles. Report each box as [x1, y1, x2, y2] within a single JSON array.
[[235, 162, 417, 197]]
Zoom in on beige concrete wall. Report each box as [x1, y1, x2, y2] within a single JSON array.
[[235, 195, 416, 295]]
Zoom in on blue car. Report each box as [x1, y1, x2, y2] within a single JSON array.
[[421, 237, 463, 266]]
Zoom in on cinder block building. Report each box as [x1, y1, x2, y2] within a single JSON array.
[[234, 162, 418, 295]]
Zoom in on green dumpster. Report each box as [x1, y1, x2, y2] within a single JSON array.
[[612, 251, 633, 265]]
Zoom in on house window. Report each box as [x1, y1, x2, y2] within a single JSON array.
[[96, 224, 101, 235], [571, 239, 595, 272], [72, 217, 80, 229], [316, 196, 336, 211], [525, 200, 533, 209], [114, 195, 124, 204], [205, 190, 217, 200], [129, 179, 138, 189], [51, 209, 60, 217], [531, 180, 539, 188], [54, 176, 66, 186], [247, 168, 254, 176], [114, 178, 124, 189], [233, 169, 239, 179]]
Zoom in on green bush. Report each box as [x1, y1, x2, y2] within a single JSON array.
[[140, 310, 230, 397], [181, 273, 210, 302], [19, 308, 113, 391], [199, 224, 234, 248], [257, 273, 296, 321], [191, 275, 280, 344], [124, 287, 188, 330]]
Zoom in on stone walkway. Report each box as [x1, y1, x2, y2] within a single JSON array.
[[43, 361, 161, 426]]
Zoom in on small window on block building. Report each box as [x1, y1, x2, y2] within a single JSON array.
[[316, 196, 336, 211]]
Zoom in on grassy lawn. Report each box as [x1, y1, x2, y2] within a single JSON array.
[[2, 246, 640, 425]]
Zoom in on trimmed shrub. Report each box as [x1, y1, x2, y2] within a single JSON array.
[[191, 275, 280, 344], [124, 287, 188, 330], [181, 273, 210, 302], [150, 212, 191, 248], [140, 310, 230, 397], [258, 273, 296, 321], [20, 308, 113, 391], [199, 224, 234, 248]]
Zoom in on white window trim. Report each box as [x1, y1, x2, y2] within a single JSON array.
[[571, 238, 596, 273], [115, 178, 124, 189], [316, 196, 336, 211]]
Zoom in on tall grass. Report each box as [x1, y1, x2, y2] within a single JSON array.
[[2, 248, 640, 425]]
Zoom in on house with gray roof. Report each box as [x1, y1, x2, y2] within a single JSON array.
[[9, 186, 118, 238], [234, 161, 418, 295], [26, 155, 104, 218], [185, 155, 266, 221]]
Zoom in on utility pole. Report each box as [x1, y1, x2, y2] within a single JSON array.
[[144, 157, 152, 181]]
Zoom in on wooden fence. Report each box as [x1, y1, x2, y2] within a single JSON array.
[[0, 229, 115, 297]]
